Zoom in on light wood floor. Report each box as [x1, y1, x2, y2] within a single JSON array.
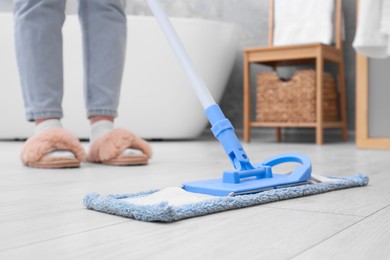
[[1, 132, 389, 259]]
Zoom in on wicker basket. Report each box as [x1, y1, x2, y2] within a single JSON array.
[[256, 70, 339, 123]]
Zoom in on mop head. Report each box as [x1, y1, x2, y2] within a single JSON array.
[[83, 174, 368, 222]]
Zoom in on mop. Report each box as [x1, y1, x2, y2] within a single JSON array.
[[83, 0, 368, 222]]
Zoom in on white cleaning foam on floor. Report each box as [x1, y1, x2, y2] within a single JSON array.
[[123, 187, 217, 207]]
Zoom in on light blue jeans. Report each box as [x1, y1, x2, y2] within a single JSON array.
[[13, 0, 127, 121]]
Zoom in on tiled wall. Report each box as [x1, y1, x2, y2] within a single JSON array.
[[0, 0, 356, 130]]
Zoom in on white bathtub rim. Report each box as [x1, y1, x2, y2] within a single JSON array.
[[0, 13, 238, 140]]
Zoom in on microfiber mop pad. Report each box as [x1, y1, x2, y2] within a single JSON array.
[[83, 174, 368, 222]]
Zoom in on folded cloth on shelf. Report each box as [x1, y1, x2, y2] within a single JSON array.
[[353, 0, 390, 58], [273, 0, 335, 46]]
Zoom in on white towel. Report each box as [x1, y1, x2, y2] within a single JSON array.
[[273, 0, 335, 46], [353, 0, 390, 58]]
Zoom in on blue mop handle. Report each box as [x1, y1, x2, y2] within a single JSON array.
[[205, 104, 255, 171], [146, 0, 216, 109], [146, 0, 255, 172]]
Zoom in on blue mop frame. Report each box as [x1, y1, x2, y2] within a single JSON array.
[[182, 104, 312, 196]]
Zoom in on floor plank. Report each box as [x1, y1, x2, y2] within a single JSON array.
[[0, 207, 362, 259], [293, 205, 390, 260]]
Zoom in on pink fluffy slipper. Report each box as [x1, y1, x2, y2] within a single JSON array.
[[20, 128, 86, 168], [87, 129, 152, 166]]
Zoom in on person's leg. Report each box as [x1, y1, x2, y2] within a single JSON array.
[[79, 1, 152, 165], [78, 0, 127, 122], [14, 0, 86, 168], [14, 0, 66, 122]]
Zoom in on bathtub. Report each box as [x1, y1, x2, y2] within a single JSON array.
[[0, 14, 237, 139]]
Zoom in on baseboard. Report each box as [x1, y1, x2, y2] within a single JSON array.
[[202, 128, 355, 143]]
